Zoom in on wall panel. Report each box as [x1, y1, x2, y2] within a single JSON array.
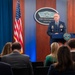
[[67, 0, 75, 33], [36, 0, 56, 61]]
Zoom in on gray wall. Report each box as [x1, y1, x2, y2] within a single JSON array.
[[56, 0, 67, 32]]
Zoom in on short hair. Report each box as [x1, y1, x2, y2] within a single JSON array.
[[67, 39, 75, 48], [54, 13, 60, 17], [12, 42, 21, 51]]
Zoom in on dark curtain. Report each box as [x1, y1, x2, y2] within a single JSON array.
[[0, 0, 13, 53]]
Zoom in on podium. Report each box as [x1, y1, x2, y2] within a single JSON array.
[[51, 33, 63, 39], [50, 33, 75, 44]]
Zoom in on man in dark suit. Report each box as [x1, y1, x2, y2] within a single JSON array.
[[1, 42, 33, 75], [47, 13, 66, 44], [0, 62, 13, 75]]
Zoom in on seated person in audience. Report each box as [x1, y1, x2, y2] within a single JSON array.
[[47, 46, 75, 75], [66, 38, 75, 61], [0, 62, 13, 75], [1, 42, 12, 56], [1, 42, 33, 75], [44, 42, 59, 66]]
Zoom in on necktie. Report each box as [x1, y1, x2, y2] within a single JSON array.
[[55, 22, 59, 26]]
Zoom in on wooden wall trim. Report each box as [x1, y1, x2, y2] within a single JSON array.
[[36, 0, 56, 61], [67, 0, 75, 33]]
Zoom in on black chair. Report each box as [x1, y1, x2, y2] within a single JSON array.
[[32, 62, 44, 68], [12, 68, 32, 75], [34, 66, 49, 75], [61, 71, 75, 75]]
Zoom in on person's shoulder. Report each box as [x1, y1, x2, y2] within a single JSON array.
[[0, 62, 11, 67], [46, 54, 53, 59], [1, 54, 8, 58], [46, 54, 50, 57], [1, 53, 11, 58], [59, 21, 65, 24], [49, 21, 55, 26], [21, 54, 30, 58]]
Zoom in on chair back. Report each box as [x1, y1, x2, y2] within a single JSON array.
[[34, 66, 49, 75], [61, 71, 75, 75], [12, 68, 31, 75], [32, 62, 43, 68]]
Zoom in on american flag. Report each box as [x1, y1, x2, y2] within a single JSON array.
[[14, 0, 23, 53]]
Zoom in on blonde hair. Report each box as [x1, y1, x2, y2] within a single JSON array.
[[1, 42, 12, 56], [51, 42, 59, 56]]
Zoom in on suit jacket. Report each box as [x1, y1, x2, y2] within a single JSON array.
[[1, 51, 33, 75], [47, 21, 66, 36], [0, 62, 13, 75]]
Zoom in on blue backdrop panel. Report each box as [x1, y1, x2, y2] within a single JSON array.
[[24, 0, 36, 61]]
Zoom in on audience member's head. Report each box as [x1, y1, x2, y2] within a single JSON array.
[[66, 38, 75, 49], [66, 38, 75, 62], [12, 42, 21, 52], [51, 42, 59, 57], [56, 45, 73, 71], [1, 42, 12, 56]]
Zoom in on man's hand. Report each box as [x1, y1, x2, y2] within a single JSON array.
[[55, 33, 59, 34]]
